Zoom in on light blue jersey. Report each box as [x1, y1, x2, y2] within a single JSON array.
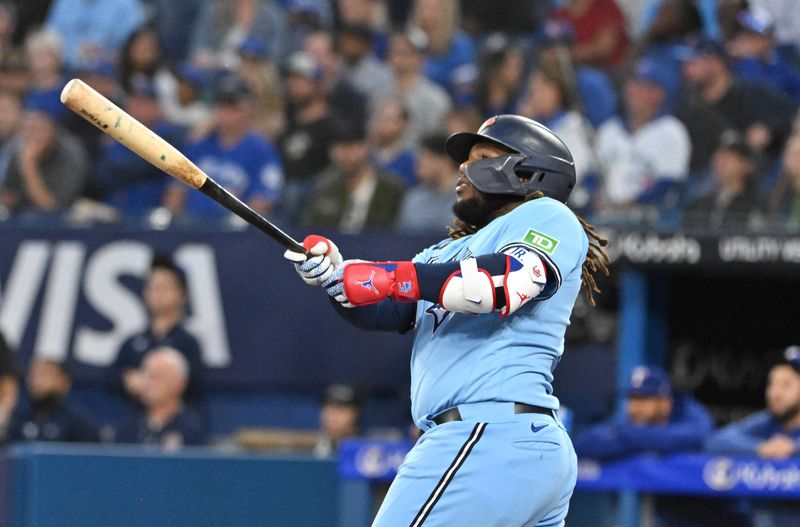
[[409, 197, 588, 428]]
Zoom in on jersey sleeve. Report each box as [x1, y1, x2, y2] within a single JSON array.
[[495, 199, 588, 299]]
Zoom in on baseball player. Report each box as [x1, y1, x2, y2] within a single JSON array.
[[285, 115, 609, 526]]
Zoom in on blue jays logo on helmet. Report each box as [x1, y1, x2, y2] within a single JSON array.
[[445, 114, 576, 203]]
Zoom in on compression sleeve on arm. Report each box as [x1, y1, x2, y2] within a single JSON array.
[[330, 297, 416, 333]]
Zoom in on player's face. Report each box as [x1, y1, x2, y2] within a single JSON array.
[[456, 142, 513, 202], [766, 365, 800, 422]]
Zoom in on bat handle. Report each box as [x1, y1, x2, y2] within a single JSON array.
[[198, 178, 307, 254]]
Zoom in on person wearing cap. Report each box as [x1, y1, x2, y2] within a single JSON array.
[[0, 95, 88, 217], [313, 383, 363, 458], [90, 79, 185, 214], [372, 31, 452, 146], [706, 348, 800, 459], [304, 118, 405, 232], [336, 22, 392, 98], [395, 133, 457, 233], [276, 50, 337, 223], [595, 58, 691, 208], [677, 35, 797, 169], [682, 129, 760, 230], [159, 62, 212, 130], [113, 255, 205, 417], [727, 8, 800, 102], [163, 74, 283, 219], [574, 365, 713, 460]]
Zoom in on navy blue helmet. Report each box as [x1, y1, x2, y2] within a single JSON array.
[[445, 115, 576, 203]]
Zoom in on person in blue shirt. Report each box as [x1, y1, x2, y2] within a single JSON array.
[[574, 365, 713, 460], [707, 348, 800, 459], [163, 74, 283, 220], [9, 359, 100, 443], [285, 115, 609, 526]]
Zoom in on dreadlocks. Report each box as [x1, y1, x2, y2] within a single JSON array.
[[447, 192, 610, 306]]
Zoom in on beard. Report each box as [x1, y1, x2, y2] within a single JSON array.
[[453, 192, 522, 229], [771, 401, 800, 425]]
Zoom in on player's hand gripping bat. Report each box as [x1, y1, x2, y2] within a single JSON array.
[[60, 78, 306, 254]]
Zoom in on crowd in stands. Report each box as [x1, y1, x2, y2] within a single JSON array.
[[0, 0, 797, 232]]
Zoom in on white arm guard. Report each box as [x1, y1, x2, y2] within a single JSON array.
[[498, 247, 548, 317]]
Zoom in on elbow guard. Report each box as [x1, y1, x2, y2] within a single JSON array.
[[439, 248, 547, 317]]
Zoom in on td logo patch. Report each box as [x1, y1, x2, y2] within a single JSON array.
[[523, 229, 559, 254]]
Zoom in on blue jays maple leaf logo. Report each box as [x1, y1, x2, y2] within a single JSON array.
[[425, 304, 451, 333]]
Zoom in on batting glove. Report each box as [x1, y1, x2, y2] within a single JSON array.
[[284, 235, 343, 286]]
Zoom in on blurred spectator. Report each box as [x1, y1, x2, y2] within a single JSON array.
[[313, 383, 362, 457], [305, 119, 405, 232], [537, 20, 618, 128], [633, 0, 702, 108], [9, 0, 53, 47], [373, 31, 451, 145], [283, 0, 333, 61], [118, 26, 176, 104], [726, 8, 800, 102], [0, 4, 26, 94], [0, 98, 88, 217], [516, 64, 597, 190], [410, 0, 477, 107], [0, 330, 19, 442], [595, 58, 691, 208], [705, 348, 800, 527], [474, 35, 525, 119], [8, 359, 100, 442], [460, 0, 551, 38], [335, 0, 389, 59], [678, 36, 797, 169], [395, 133, 456, 232], [552, 0, 629, 69], [113, 255, 204, 412], [45, 0, 145, 69], [637, 0, 719, 40], [0, 89, 22, 177], [159, 62, 213, 132], [90, 80, 184, 214], [303, 30, 368, 124], [148, 0, 204, 65], [237, 36, 285, 140], [574, 365, 713, 460], [442, 106, 483, 137], [336, 23, 392, 98], [748, 0, 800, 53], [766, 129, 800, 231], [190, 0, 287, 70], [369, 98, 416, 187], [24, 29, 67, 121], [277, 50, 336, 222], [164, 74, 283, 219], [116, 347, 206, 449], [683, 130, 759, 230], [707, 348, 800, 458]]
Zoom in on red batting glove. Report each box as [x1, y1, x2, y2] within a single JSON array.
[[342, 261, 420, 306]]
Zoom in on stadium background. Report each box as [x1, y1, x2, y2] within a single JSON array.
[[0, 0, 799, 525]]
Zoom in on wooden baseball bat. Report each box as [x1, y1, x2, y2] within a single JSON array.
[[60, 78, 305, 254]]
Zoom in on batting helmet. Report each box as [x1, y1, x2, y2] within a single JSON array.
[[445, 115, 576, 203]]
